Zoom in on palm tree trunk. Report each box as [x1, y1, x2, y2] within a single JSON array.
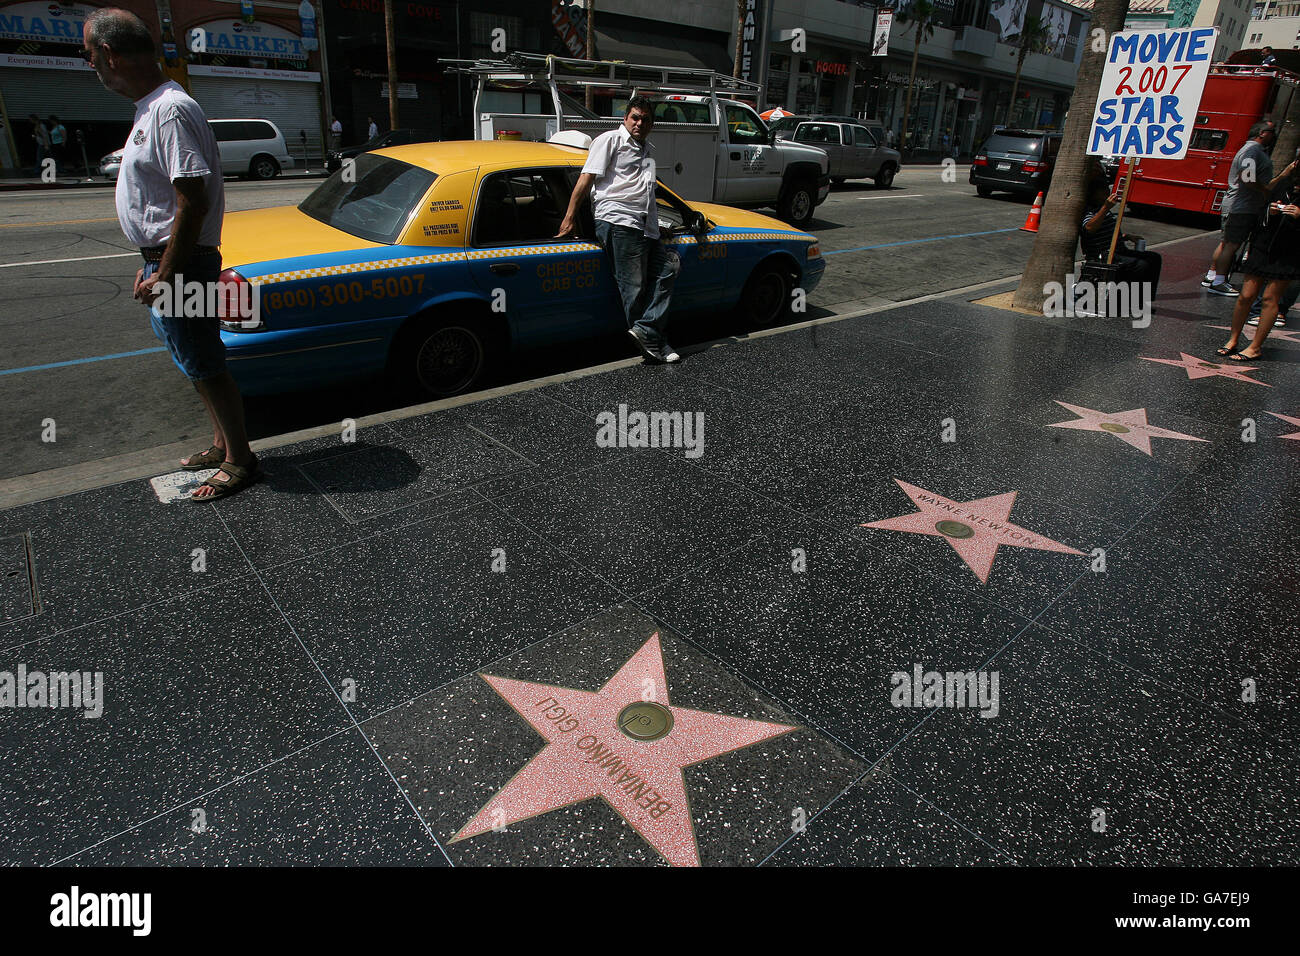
[[1012, 0, 1131, 313], [734, 0, 744, 78], [902, 31, 921, 152], [586, 1, 596, 110], [1007, 47, 1027, 126], [384, 0, 399, 131]]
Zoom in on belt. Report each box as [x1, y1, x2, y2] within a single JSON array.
[[140, 245, 220, 263]]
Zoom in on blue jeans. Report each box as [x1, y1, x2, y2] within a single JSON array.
[[595, 220, 679, 346]]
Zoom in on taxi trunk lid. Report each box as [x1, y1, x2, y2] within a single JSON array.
[[219, 206, 382, 272]]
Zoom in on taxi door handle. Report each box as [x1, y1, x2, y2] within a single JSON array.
[[489, 263, 519, 276]]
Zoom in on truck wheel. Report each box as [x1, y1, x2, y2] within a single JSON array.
[[778, 179, 816, 228], [874, 164, 896, 189], [390, 314, 492, 398], [737, 261, 793, 330]]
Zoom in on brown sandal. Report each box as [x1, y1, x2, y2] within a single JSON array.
[[180, 445, 225, 471], [190, 456, 261, 501]]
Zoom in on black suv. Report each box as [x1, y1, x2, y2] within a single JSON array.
[[970, 129, 1062, 198], [326, 128, 436, 172]]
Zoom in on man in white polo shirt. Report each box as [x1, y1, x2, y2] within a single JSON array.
[[557, 95, 680, 363], [83, 7, 258, 501]]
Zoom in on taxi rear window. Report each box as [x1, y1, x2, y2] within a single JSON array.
[[299, 154, 437, 244]]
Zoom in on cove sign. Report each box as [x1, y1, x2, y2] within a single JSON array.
[[1088, 28, 1217, 160]]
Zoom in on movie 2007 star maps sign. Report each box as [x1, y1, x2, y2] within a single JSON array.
[[1088, 27, 1218, 160]]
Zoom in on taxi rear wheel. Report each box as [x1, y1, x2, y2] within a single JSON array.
[[392, 316, 491, 398], [738, 262, 793, 330]]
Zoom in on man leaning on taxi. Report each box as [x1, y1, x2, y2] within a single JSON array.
[[556, 95, 681, 364]]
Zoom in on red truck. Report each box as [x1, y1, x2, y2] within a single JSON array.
[[1124, 55, 1300, 215]]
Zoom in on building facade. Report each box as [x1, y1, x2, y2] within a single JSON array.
[[0, 0, 326, 172]]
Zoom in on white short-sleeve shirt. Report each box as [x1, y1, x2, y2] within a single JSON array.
[[114, 80, 224, 249], [582, 125, 658, 239]]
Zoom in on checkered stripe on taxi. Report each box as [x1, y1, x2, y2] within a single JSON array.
[[247, 233, 814, 286], [465, 243, 602, 260], [669, 231, 815, 245], [249, 251, 467, 287]]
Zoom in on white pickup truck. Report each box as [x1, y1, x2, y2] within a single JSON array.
[[445, 55, 832, 228]]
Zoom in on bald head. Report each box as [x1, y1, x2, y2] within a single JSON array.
[[85, 8, 156, 59], [83, 8, 162, 99]]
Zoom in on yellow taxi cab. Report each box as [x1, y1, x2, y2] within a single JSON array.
[[216, 139, 825, 397]]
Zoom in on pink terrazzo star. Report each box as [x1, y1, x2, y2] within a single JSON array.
[[451, 632, 795, 866], [1209, 324, 1300, 346], [1267, 411, 1300, 440], [1046, 401, 1207, 456], [1140, 351, 1270, 386], [860, 479, 1085, 583]]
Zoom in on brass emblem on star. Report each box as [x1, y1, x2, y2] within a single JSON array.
[[618, 701, 674, 741], [934, 520, 976, 539]]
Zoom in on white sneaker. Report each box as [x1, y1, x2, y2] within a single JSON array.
[[661, 347, 681, 364]]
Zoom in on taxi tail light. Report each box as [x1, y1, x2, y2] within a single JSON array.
[[217, 269, 264, 331], [972, 155, 988, 167], [1022, 161, 1046, 172]]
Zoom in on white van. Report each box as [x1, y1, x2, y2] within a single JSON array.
[[207, 118, 295, 180]]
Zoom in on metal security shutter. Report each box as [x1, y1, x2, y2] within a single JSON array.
[[0, 67, 133, 123], [189, 75, 323, 167]]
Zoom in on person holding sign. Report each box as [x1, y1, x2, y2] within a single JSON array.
[[1202, 121, 1293, 296], [1079, 173, 1162, 292], [1217, 184, 1300, 361]]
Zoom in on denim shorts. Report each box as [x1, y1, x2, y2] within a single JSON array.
[[143, 251, 227, 382]]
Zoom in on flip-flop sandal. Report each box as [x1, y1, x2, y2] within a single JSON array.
[[1215, 345, 1240, 356], [180, 445, 224, 471], [1228, 350, 1264, 362], [191, 456, 261, 502]]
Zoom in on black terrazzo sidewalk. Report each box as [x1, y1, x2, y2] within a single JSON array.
[[2, 233, 1296, 867]]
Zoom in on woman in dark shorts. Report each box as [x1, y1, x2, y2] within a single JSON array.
[[1218, 188, 1300, 361]]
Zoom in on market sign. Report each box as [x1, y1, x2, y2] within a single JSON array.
[[198, 18, 307, 62], [0, 2, 98, 45], [1088, 27, 1216, 159]]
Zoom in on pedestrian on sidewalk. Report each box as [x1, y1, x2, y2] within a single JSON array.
[[1217, 190, 1300, 361], [29, 114, 50, 171], [1246, 278, 1297, 327], [367, 116, 378, 141], [330, 115, 343, 150], [47, 115, 66, 171], [83, 7, 259, 501], [1202, 121, 1293, 295], [555, 95, 681, 364]]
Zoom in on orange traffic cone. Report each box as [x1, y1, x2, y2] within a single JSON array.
[[1020, 192, 1044, 232]]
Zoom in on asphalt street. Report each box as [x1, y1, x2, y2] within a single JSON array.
[[0, 171, 1214, 482]]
